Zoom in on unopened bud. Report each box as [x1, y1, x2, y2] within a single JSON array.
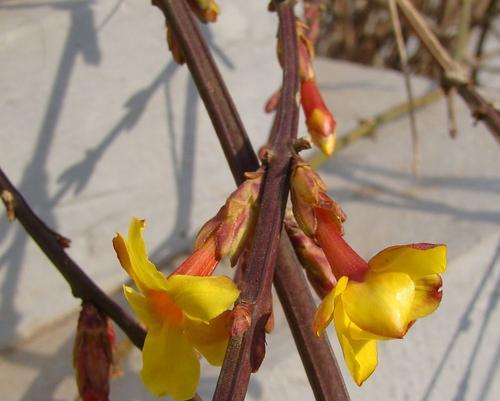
[[264, 307, 274, 334], [231, 303, 252, 337], [250, 312, 269, 373], [296, 19, 315, 81], [300, 80, 336, 157], [166, 25, 184, 65], [74, 303, 115, 401], [290, 157, 345, 238], [188, 0, 220, 23], [1, 190, 15, 222], [264, 88, 282, 113], [195, 169, 263, 266], [303, 3, 323, 44], [285, 214, 336, 298], [291, 157, 327, 205]]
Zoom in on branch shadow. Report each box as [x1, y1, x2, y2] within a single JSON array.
[[420, 241, 500, 401], [0, 0, 101, 346], [149, 25, 236, 262], [321, 159, 500, 224]]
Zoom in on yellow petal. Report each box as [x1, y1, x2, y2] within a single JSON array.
[[343, 272, 415, 338], [334, 300, 378, 385], [141, 323, 199, 400], [113, 218, 168, 293], [166, 275, 240, 322], [123, 285, 157, 328], [313, 276, 348, 336], [185, 311, 232, 366], [368, 244, 447, 279], [408, 274, 443, 321]]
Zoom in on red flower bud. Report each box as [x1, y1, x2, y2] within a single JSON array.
[[300, 80, 337, 157], [188, 0, 220, 23], [285, 214, 336, 298], [74, 303, 115, 401]]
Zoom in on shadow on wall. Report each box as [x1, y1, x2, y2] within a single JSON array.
[[322, 158, 500, 224], [0, 0, 101, 347], [421, 242, 500, 401], [0, 0, 236, 347]]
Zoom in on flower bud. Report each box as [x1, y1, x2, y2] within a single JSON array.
[[290, 157, 345, 238], [74, 303, 115, 401], [301, 80, 337, 157], [231, 303, 252, 337], [264, 88, 282, 113], [297, 19, 316, 81], [1, 190, 15, 222], [188, 0, 220, 23], [166, 25, 185, 65], [195, 169, 263, 266], [304, 3, 322, 44], [285, 214, 336, 298]]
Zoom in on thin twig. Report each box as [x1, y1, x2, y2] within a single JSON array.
[[0, 167, 146, 350], [454, 0, 473, 62], [388, 0, 420, 175], [444, 0, 472, 138], [445, 87, 459, 137], [472, 0, 496, 82], [395, 0, 467, 82]]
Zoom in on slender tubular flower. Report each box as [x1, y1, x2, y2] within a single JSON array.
[[289, 158, 447, 385], [313, 215, 446, 385], [113, 218, 240, 400]]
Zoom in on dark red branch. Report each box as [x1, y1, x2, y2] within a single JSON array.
[[211, 4, 299, 400], [0, 167, 146, 350], [275, 235, 350, 401], [151, 1, 350, 400]]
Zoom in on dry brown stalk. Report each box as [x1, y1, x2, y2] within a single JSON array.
[[388, 0, 420, 175]]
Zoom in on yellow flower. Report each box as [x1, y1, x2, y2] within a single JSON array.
[[313, 208, 446, 385], [113, 218, 240, 400]]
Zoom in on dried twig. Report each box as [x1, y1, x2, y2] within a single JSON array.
[[472, 0, 497, 82], [455, 0, 473, 62], [445, 87, 459, 137], [388, 0, 420, 175], [395, 0, 500, 140]]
